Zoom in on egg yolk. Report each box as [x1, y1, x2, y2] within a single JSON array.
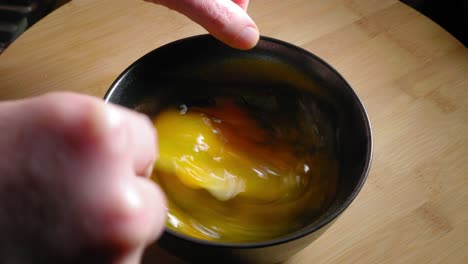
[[152, 98, 337, 242]]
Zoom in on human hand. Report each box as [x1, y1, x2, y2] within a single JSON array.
[[0, 92, 166, 264], [147, 0, 260, 50]]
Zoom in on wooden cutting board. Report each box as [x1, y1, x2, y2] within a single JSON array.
[[0, 0, 467, 263]]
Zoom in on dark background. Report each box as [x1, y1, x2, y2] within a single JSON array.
[[401, 0, 467, 46], [0, 0, 66, 53]]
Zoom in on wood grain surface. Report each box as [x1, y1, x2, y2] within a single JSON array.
[[0, 0, 467, 263]]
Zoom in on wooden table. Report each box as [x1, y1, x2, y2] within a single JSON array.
[[0, 0, 467, 263]]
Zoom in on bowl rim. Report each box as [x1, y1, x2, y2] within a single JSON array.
[[104, 34, 373, 249]]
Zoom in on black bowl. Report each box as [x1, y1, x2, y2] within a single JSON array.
[[104, 34, 372, 264]]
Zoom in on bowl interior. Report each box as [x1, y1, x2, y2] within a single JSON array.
[[104, 34, 372, 247]]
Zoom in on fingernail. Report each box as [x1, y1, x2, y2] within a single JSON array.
[[144, 162, 155, 178], [237, 26, 259, 49]]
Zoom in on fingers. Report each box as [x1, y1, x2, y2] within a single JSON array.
[[82, 176, 167, 256], [10, 92, 167, 263], [60, 97, 166, 263], [84, 101, 158, 178], [117, 106, 158, 178], [151, 0, 259, 50], [60, 94, 166, 258], [29, 92, 158, 179], [134, 176, 167, 244]]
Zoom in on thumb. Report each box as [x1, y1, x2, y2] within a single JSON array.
[[151, 0, 259, 50]]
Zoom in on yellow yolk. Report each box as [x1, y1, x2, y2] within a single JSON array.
[[154, 100, 310, 202], [151, 98, 338, 242]]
